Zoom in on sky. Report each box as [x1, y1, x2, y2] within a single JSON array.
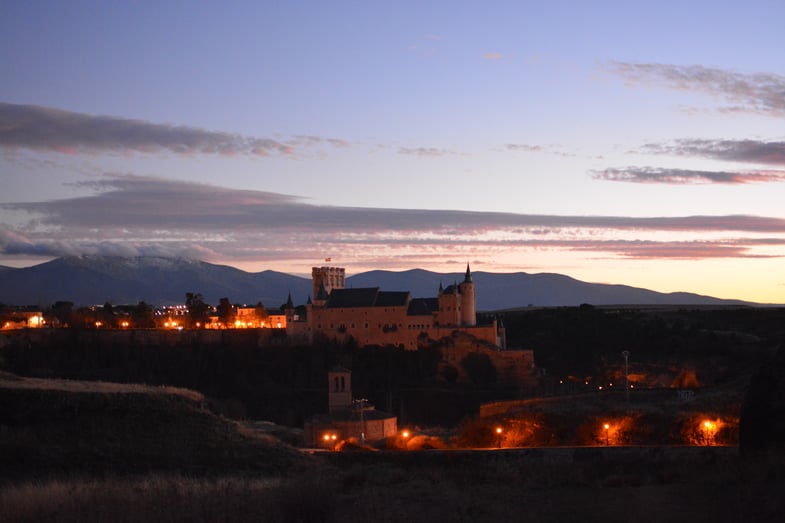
[[1, 1, 784, 303]]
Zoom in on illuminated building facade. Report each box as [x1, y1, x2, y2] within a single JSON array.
[[290, 264, 503, 350]]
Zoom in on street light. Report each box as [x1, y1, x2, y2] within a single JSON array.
[[604, 423, 610, 446], [400, 429, 411, 450], [323, 433, 338, 451], [495, 426, 503, 448], [703, 421, 713, 446]]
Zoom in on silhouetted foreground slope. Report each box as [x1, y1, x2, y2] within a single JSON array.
[[0, 372, 308, 480]]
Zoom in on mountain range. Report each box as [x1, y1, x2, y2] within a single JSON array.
[[0, 256, 760, 310]]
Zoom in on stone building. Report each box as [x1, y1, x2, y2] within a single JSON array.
[[288, 264, 502, 349], [286, 264, 535, 387], [303, 367, 398, 447]]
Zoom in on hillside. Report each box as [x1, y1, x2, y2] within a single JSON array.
[[347, 269, 755, 309], [0, 256, 312, 308], [0, 372, 308, 480], [0, 255, 762, 309]]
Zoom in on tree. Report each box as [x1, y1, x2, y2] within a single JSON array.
[[217, 297, 235, 326], [132, 301, 155, 329], [49, 301, 75, 328], [460, 353, 497, 387], [255, 301, 269, 324], [739, 343, 785, 455], [185, 292, 209, 328], [100, 302, 116, 328]]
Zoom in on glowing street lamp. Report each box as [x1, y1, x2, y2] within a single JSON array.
[[323, 433, 338, 451], [604, 423, 610, 446], [703, 421, 713, 446], [495, 426, 503, 448]]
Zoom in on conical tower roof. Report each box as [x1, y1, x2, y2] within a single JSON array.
[[463, 263, 473, 283]]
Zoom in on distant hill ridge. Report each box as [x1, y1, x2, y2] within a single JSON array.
[[0, 255, 759, 309]]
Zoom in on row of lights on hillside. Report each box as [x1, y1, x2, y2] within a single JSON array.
[[322, 429, 413, 451], [491, 419, 720, 448], [320, 419, 721, 451]]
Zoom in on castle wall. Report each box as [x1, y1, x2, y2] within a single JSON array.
[[434, 330, 535, 386], [436, 291, 462, 326], [0, 327, 291, 350], [306, 300, 498, 349]]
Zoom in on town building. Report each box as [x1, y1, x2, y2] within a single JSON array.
[[0, 306, 45, 330]]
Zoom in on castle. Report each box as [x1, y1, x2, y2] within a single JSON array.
[[285, 264, 505, 350]]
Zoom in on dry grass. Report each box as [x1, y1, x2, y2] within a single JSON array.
[[0, 372, 204, 402], [1, 475, 284, 523], [2, 452, 783, 523], [0, 373, 308, 480]]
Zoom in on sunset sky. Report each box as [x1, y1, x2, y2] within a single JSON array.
[[1, 1, 784, 303]]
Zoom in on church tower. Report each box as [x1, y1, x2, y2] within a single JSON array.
[[458, 263, 476, 326], [327, 367, 352, 413]]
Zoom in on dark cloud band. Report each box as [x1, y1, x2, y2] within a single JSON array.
[[608, 62, 785, 117], [0, 103, 348, 156], [2, 175, 785, 264], [638, 139, 785, 166], [592, 166, 785, 184], [5, 174, 785, 234]]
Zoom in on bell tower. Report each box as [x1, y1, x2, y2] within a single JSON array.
[[327, 367, 352, 413]]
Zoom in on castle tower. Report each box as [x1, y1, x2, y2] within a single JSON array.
[[313, 281, 329, 307], [458, 263, 476, 326], [284, 291, 295, 323], [327, 367, 352, 413], [312, 267, 345, 302]]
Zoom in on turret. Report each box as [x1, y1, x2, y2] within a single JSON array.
[[458, 263, 476, 326], [313, 281, 329, 307], [285, 291, 295, 322], [463, 263, 473, 283]]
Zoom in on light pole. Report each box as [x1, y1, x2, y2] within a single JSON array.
[[604, 423, 610, 446], [495, 426, 503, 448], [353, 398, 369, 445]]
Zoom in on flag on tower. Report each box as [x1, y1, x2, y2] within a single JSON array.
[[325, 257, 332, 262]]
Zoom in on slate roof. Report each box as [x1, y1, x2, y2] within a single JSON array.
[[443, 282, 468, 295], [325, 288, 410, 308], [407, 297, 438, 316], [375, 291, 410, 307]]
